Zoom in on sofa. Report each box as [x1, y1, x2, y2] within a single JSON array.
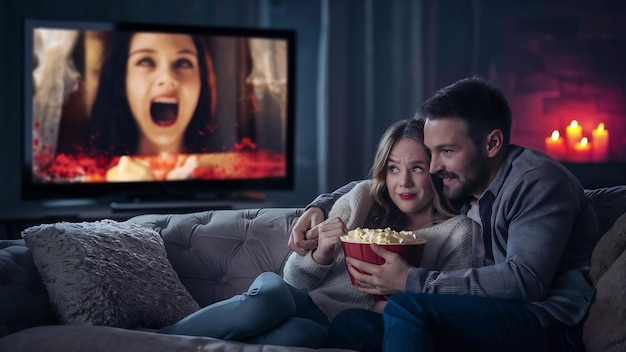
[[0, 186, 625, 352]]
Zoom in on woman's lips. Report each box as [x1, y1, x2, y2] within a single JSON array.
[[399, 193, 415, 200]]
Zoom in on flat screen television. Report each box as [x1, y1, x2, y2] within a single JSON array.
[[22, 18, 295, 209]]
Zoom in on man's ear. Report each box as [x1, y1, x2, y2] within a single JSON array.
[[485, 130, 504, 157]]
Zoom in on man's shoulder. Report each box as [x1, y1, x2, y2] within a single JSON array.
[[491, 145, 586, 203], [507, 145, 578, 184]]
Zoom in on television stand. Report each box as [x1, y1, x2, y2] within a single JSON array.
[[110, 200, 233, 213]]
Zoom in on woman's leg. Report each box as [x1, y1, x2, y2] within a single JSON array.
[[158, 272, 295, 340], [285, 282, 330, 327], [383, 293, 552, 352], [243, 317, 329, 348]]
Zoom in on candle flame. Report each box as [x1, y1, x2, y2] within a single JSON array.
[[550, 130, 561, 142], [581, 137, 589, 147], [596, 123, 605, 132], [550, 130, 560, 141], [569, 120, 579, 128]]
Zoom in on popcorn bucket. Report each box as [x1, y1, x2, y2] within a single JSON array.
[[340, 236, 426, 301]]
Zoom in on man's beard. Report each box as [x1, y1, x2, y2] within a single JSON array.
[[440, 157, 490, 200]]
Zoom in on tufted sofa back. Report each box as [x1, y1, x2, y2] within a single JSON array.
[[127, 207, 304, 308], [0, 207, 302, 337]]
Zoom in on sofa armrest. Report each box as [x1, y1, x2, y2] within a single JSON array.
[[0, 240, 57, 337]]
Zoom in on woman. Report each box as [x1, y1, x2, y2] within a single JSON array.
[[157, 119, 474, 347], [88, 31, 216, 157]]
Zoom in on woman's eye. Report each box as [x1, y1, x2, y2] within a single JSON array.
[[175, 58, 195, 69], [388, 165, 399, 173], [442, 148, 453, 154], [136, 57, 155, 67], [412, 166, 424, 173]]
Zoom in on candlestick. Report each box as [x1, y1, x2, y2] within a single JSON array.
[[544, 130, 565, 160], [591, 123, 609, 162], [571, 137, 591, 162], [565, 120, 582, 154]]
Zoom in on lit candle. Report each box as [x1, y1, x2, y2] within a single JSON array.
[[566, 120, 583, 153], [591, 123, 609, 162], [544, 130, 565, 159], [571, 137, 591, 162]]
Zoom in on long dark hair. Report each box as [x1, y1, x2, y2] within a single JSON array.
[[87, 31, 214, 157]]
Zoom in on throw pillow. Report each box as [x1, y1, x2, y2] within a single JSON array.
[[22, 220, 200, 329], [583, 212, 626, 352]]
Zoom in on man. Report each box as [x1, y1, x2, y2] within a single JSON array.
[[289, 77, 600, 351]]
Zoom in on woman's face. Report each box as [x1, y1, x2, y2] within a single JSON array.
[[385, 138, 434, 220], [126, 33, 201, 154]]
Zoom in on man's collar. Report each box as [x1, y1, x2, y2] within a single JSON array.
[[482, 145, 523, 200], [459, 145, 522, 213]]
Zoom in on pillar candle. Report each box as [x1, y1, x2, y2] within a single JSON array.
[[591, 123, 609, 162], [571, 137, 591, 162], [544, 130, 565, 159], [565, 120, 582, 153]]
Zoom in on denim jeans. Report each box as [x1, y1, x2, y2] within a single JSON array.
[[327, 293, 583, 352], [159, 272, 329, 348]]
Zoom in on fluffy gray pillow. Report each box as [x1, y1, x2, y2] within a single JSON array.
[[22, 220, 200, 329]]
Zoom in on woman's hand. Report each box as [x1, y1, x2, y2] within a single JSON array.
[[346, 244, 410, 296], [311, 217, 348, 265], [288, 207, 325, 255]]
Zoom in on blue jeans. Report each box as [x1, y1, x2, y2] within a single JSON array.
[[327, 293, 583, 352], [158, 272, 329, 348]]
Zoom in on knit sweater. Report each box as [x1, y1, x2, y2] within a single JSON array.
[[282, 181, 475, 320]]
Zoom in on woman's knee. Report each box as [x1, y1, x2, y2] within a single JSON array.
[[245, 272, 296, 313], [247, 272, 284, 295]]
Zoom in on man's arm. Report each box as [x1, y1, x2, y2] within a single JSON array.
[[401, 168, 595, 303], [288, 180, 362, 254], [308, 180, 362, 218]]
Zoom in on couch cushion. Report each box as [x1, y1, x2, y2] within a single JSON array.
[[128, 208, 304, 307], [21, 220, 200, 329], [0, 325, 353, 352]]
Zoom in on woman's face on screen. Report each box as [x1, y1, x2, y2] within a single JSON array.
[[125, 32, 201, 154]]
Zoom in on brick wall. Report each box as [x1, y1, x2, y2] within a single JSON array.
[[481, 0, 626, 163]]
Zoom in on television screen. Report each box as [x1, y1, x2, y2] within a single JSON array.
[[22, 18, 295, 204]]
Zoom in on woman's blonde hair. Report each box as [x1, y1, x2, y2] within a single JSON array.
[[367, 119, 457, 230]]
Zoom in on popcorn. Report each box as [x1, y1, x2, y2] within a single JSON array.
[[341, 227, 423, 244]]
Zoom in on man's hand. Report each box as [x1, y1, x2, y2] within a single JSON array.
[[288, 207, 325, 255], [346, 244, 410, 296]]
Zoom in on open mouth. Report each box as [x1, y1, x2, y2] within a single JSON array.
[[150, 99, 178, 127]]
